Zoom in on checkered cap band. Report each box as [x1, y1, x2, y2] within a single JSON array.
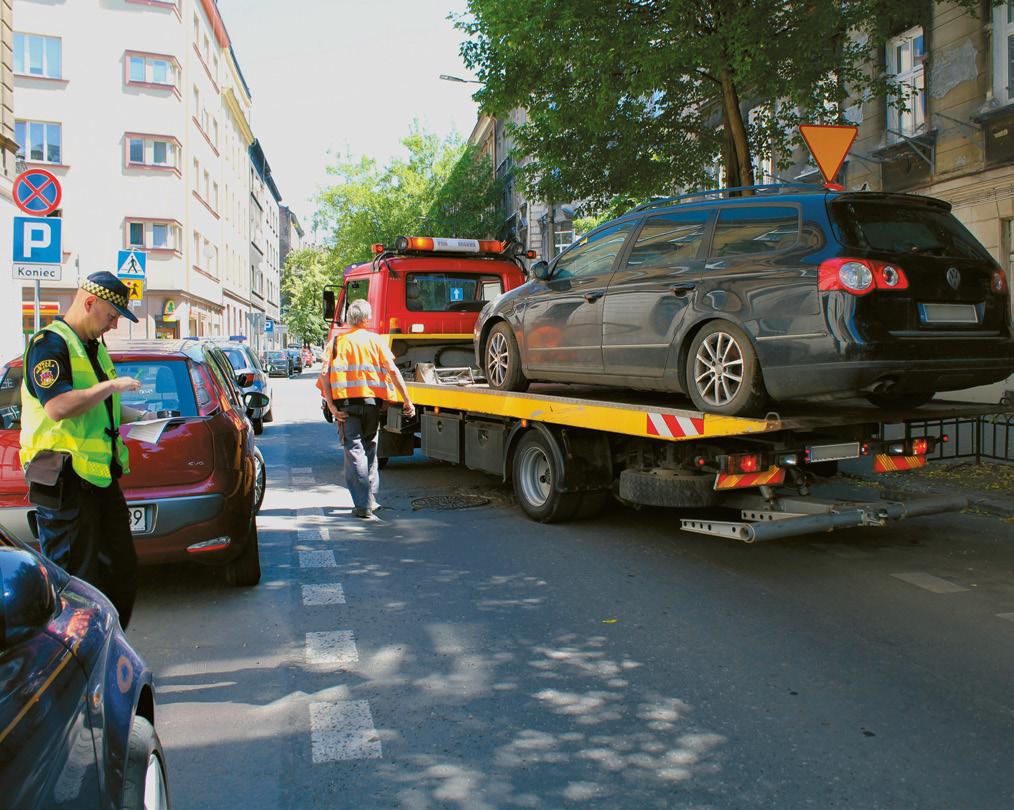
[[82, 279, 128, 309]]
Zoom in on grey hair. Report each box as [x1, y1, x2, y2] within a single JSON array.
[[347, 298, 372, 326]]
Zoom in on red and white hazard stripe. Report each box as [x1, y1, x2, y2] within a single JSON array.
[[646, 412, 705, 439]]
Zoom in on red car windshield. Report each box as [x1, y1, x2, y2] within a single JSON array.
[[0, 360, 199, 430]]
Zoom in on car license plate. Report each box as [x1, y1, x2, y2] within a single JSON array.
[[919, 303, 979, 324], [128, 506, 150, 534]]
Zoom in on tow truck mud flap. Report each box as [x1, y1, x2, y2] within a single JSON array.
[[680, 494, 969, 543]]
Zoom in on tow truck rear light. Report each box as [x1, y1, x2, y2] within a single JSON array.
[[388, 317, 402, 334], [885, 437, 936, 456], [818, 258, 909, 295], [393, 235, 505, 254], [991, 269, 1009, 295], [722, 453, 762, 474], [371, 243, 384, 255], [909, 438, 929, 456]]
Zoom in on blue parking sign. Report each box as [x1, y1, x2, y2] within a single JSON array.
[[13, 217, 62, 264], [265, 319, 274, 334]]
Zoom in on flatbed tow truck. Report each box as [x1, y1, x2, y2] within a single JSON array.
[[378, 367, 1007, 542]]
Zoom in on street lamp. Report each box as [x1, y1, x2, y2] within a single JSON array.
[[439, 74, 482, 84]]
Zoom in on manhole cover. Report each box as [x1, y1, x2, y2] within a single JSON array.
[[411, 494, 491, 511]]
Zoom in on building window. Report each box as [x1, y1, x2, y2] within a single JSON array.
[[129, 138, 144, 163], [129, 222, 144, 247], [993, 2, 1014, 105], [554, 227, 575, 254], [126, 134, 179, 170], [127, 54, 177, 86], [886, 27, 925, 141], [126, 220, 180, 251], [152, 223, 169, 248], [14, 33, 62, 79], [15, 120, 62, 164]]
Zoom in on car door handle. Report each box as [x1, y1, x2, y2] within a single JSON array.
[[670, 283, 696, 296], [583, 291, 604, 303]]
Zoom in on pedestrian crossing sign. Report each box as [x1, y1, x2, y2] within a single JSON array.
[[117, 249, 146, 279]]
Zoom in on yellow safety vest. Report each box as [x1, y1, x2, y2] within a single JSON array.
[[20, 319, 130, 487], [325, 328, 399, 402]]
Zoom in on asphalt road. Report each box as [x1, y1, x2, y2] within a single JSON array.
[[129, 370, 1014, 810]]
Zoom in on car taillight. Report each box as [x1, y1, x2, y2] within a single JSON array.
[[991, 269, 1009, 295], [818, 258, 909, 295]]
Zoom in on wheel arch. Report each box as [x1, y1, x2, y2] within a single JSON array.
[[503, 422, 613, 493], [477, 315, 509, 366], [675, 315, 765, 393]]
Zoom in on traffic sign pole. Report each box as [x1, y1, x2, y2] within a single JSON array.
[[34, 281, 40, 334]]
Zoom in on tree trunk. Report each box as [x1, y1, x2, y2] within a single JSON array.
[[719, 68, 754, 194]]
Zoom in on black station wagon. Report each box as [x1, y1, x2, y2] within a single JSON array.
[[475, 185, 1014, 416]]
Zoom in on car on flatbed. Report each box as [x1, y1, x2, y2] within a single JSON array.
[[0, 340, 268, 587], [476, 184, 1014, 416]]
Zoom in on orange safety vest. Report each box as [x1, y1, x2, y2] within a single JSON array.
[[321, 328, 400, 402]]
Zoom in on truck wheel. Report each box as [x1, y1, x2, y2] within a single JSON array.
[[686, 322, 766, 416], [512, 430, 580, 522], [225, 518, 261, 587], [865, 391, 935, 410], [485, 323, 529, 392]]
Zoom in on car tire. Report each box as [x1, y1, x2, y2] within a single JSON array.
[[378, 457, 389, 470], [121, 716, 170, 810], [512, 430, 581, 523], [252, 417, 264, 436], [225, 518, 261, 587], [686, 322, 766, 417], [485, 323, 529, 392], [263, 406, 274, 424], [865, 391, 936, 410], [253, 448, 266, 513]]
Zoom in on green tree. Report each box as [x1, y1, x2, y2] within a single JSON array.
[[315, 124, 502, 272], [457, 0, 978, 206], [280, 247, 336, 345]]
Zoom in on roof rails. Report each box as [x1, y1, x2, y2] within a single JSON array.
[[629, 182, 830, 214]]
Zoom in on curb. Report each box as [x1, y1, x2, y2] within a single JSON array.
[[840, 470, 1014, 520]]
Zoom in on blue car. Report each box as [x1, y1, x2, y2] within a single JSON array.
[[0, 532, 170, 809]]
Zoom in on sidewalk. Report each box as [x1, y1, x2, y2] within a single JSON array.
[[839, 456, 1014, 520]]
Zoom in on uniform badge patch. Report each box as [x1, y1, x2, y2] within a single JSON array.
[[33, 359, 59, 389]]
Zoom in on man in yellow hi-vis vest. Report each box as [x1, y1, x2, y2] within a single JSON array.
[[321, 299, 415, 519], [20, 272, 152, 628]]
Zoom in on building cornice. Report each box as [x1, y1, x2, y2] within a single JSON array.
[[223, 87, 254, 145]]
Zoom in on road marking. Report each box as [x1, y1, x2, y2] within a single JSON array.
[[996, 612, 1014, 623], [299, 550, 336, 568], [310, 701, 382, 762], [297, 507, 324, 517], [891, 572, 968, 594], [302, 583, 346, 605], [292, 467, 313, 474], [306, 630, 358, 667], [811, 543, 872, 559], [297, 528, 331, 543]]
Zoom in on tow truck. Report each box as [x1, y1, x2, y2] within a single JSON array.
[[374, 367, 1007, 542]]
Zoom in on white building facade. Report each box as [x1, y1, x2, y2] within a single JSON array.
[[11, 0, 266, 342], [0, 0, 22, 362]]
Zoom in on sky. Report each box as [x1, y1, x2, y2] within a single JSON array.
[[217, 0, 481, 240]]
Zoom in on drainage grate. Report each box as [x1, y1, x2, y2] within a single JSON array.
[[411, 494, 491, 511]]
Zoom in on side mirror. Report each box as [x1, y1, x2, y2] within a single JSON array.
[[323, 289, 336, 322], [532, 260, 551, 281], [244, 391, 270, 410], [0, 548, 57, 650], [236, 372, 255, 388]]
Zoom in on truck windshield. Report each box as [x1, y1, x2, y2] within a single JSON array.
[[829, 200, 993, 261], [406, 273, 503, 313]]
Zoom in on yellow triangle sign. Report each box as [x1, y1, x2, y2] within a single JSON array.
[[800, 125, 858, 185]]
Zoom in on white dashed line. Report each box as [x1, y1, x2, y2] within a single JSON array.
[[309, 701, 382, 762], [302, 583, 346, 606], [297, 507, 324, 517], [891, 572, 968, 594], [305, 630, 358, 667], [297, 527, 331, 543], [299, 550, 337, 568], [292, 467, 313, 475], [996, 612, 1014, 623]]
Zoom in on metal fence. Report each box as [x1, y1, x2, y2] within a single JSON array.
[[880, 412, 1014, 464]]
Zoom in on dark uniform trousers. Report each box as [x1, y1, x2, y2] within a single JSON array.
[[35, 466, 138, 629]]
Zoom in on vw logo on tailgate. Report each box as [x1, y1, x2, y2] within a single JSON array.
[[946, 267, 961, 290]]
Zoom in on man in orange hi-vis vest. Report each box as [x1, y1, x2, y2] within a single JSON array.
[[320, 299, 415, 519]]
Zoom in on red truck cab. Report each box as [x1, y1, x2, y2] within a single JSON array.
[[323, 236, 528, 370]]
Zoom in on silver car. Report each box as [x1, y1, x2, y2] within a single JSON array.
[[218, 342, 274, 434]]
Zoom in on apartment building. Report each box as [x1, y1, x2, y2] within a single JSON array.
[[249, 138, 280, 351], [278, 203, 303, 269], [0, 0, 21, 361], [11, 0, 273, 342]]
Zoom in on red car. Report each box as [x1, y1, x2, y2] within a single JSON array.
[[0, 340, 268, 586]]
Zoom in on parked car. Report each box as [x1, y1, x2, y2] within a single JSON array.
[[311, 346, 324, 364], [286, 348, 304, 375], [217, 341, 273, 435], [301, 347, 313, 368], [476, 185, 1014, 416], [262, 349, 291, 377], [0, 530, 170, 809], [0, 340, 269, 586]]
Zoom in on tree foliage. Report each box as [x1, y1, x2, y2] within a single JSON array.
[[315, 125, 502, 272], [280, 247, 335, 345], [458, 0, 979, 207]]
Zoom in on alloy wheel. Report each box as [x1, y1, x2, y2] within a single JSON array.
[[486, 331, 510, 388], [693, 331, 745, 407], [143, 752, 169, 810]]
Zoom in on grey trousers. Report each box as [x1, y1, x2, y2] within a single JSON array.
[[339, 403, 381, 510]]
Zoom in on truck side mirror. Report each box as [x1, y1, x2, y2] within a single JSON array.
[[532, 260, 551, 281], [323, 289, 336, 321]]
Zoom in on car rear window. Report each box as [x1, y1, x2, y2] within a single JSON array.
[[829, 200, 993, 261], [222, 347, 249, 371], [405, 273, 504, 313], [710, 206, 800, 257], [115, 360, 198, 417]]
